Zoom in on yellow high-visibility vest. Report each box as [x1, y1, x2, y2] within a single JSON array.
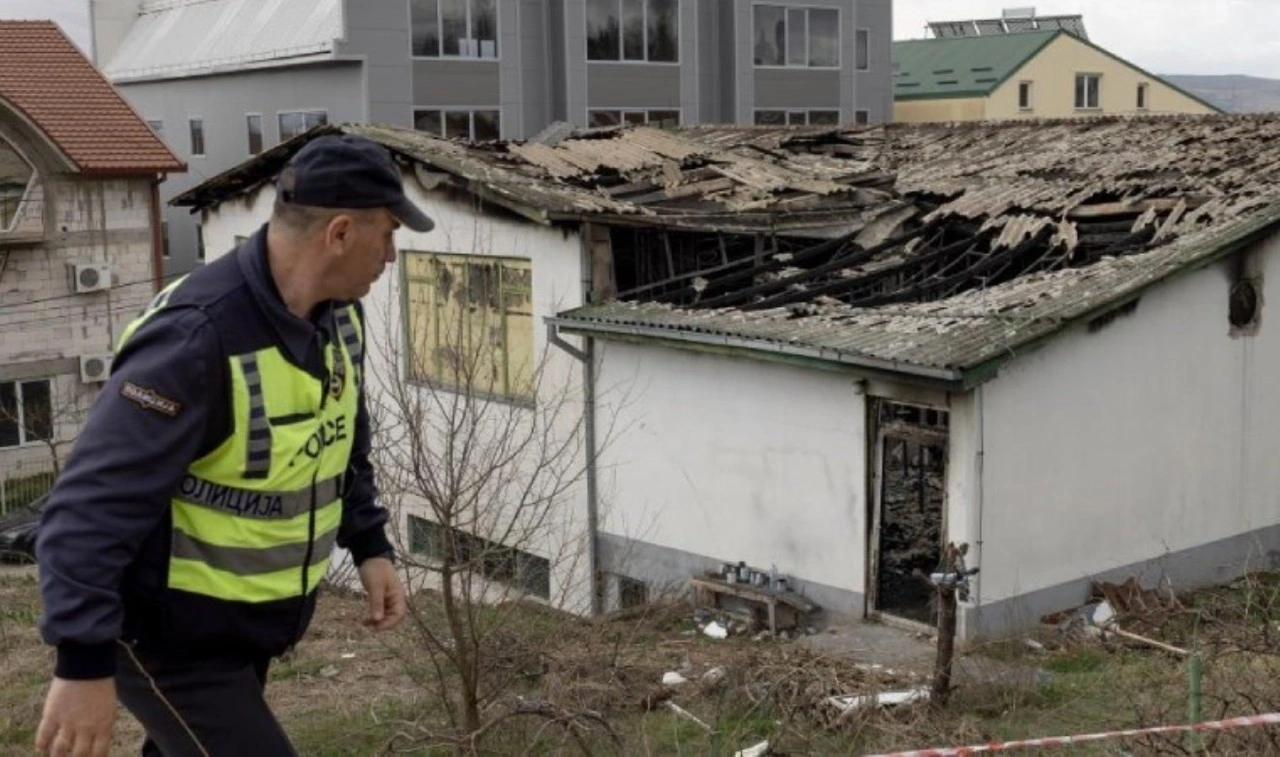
[[118, 290, 364, 603]]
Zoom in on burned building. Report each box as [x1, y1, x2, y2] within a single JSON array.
[[179, 115, 1280, 637]]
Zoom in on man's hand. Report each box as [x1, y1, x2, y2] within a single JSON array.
[[35, 677, 116, 757], [359, 556, 406, 631]]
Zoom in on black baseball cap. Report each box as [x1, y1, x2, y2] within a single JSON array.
[[276, 134, 434, 232]]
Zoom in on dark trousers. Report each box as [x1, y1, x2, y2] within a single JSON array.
[[115, 642, 297, 756]]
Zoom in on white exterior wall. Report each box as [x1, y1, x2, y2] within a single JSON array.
[[964, 237, 1280, 633], [200, 173, 594, 612], [595, 342, 868, 614]]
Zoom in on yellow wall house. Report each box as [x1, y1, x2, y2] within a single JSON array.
[[893, 30, 1221, 123]]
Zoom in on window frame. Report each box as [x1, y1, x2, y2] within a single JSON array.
[[752, 3, 841, 70], [1018, 80, 1033, 111], [587, 107, 682, 128], [411, 0, 501, 61], [586, 0, 681, 65], [406, 514, 551, 599], [401, 251, 534, 405], [856, 27, 870, 71], [245, 113, 264, 155], [1075, 73, 1101, 110], [277, 109, 329, 142], [188, 117, 205, 157], [0, 378, 54, 449], [753, 108, 841, 126], [413, 107, 503, 141]]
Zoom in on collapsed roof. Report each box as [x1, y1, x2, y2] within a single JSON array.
[[174, 115, 1280, 384]]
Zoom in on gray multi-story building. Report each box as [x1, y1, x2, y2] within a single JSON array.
[[93, 0, 892, 275]]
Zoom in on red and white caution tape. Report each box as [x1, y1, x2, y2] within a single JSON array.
[[866, 712, 1280, 756]]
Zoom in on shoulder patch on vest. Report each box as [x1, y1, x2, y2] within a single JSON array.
[[121, 382, 183, 417]]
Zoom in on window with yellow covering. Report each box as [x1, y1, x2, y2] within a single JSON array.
[[403, 252, 534, 403]]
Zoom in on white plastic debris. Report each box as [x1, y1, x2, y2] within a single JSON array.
[[318, 665, 339, 679], [340, 652, 357, 659], [1092, 600, 1116, 627], [662, 671, 689, 687], [735, 740, 771, 757], [1024, 639, 1046, 652], [703, 621, 728, 639], [829, 687, 930, 712], [702, 666, 727, 686]]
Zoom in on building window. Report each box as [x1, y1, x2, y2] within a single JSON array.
[[147, 120, 163, 135], [246, 114, 263, 155], [1137, 83, 1149, 110], [754, 109, 841, 126], [618, 575, 649, 609], [856, 28, 870, 70], [753, 5, 839, 68], [587, 0, 679, 63], [414, 108, 501, 141], [411, 0, 498, 58], [161, 221, 170, 259], [188, 118, 204, 156], [196, 224, 206, 262], [587, 108, 680, 128], [0, 379, 52, 449], [1019, 81, 1033, 110], [403, 252, 533, 402], [278, 110, 328, 142], [854, 109, 870, 125], [408, 514, 550, 599], [1075, 74, 1101, 109]]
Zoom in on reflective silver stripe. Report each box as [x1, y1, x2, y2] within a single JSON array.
[[172, 526, 339, 576], [175, 474, 342, 520], [334, 308, 363, 366], [239, 354, 272, 479]]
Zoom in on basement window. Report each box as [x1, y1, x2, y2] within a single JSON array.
[[407, 515, 550, 599]]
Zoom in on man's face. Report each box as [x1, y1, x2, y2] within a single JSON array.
[[331, 208, 400, 299]]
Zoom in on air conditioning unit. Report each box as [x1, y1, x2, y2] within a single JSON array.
[[79, 354, 113, 384], [72, 263, 113, 294]]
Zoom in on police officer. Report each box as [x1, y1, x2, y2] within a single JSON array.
[[34, 134, 432, 756]]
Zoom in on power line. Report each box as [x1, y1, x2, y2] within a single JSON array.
[[0, 271, 186, 315]]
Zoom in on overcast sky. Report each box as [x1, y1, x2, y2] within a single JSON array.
[[0, 0, 91, 55], [0, 0, 1275, 78], [897, 1, 1280, 77]]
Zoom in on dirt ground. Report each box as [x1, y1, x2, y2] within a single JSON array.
[[3, 566, 1279, 755]]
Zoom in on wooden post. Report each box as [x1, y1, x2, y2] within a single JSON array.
[[932, 582, 958, 706]]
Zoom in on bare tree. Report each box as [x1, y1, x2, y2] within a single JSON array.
[[346, 221, 627, 751], [0, 377, 92, 511]]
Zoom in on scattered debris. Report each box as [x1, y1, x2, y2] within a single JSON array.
[[701, 667, 727, 686], [703, 622, 728, 640], [829, 687, 931, 716], [1024, 639, 1046, 653], [340, 652, 356, 659], [662, 671, 689, 688], [734, 740, 771, 757], [665, 700, 714, 733], [318, 665, 339, 679]]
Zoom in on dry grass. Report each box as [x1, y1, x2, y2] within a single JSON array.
[[2, 570, 1279, 755]]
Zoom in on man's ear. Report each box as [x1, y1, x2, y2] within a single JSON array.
[[325, 213, 355, 251]]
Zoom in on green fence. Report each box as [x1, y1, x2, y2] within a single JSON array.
[[0, 470, 55, 516]]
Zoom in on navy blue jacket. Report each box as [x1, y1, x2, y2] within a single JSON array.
[[37, 226, 393, 679]]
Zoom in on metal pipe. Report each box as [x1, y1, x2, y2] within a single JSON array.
[[545, 323, 600, 617]]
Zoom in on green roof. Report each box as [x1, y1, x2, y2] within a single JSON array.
[[892, 31, 1059, 101]]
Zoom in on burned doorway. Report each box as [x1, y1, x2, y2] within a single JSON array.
[[869, 400, 949, 627]]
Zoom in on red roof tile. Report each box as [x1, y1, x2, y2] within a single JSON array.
[[0, 21, 184, 175]]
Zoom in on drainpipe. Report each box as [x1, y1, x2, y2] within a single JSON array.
[[971, 385, 986, 627], [546, 322, 600, 616], [149, 176, 164, 293]]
